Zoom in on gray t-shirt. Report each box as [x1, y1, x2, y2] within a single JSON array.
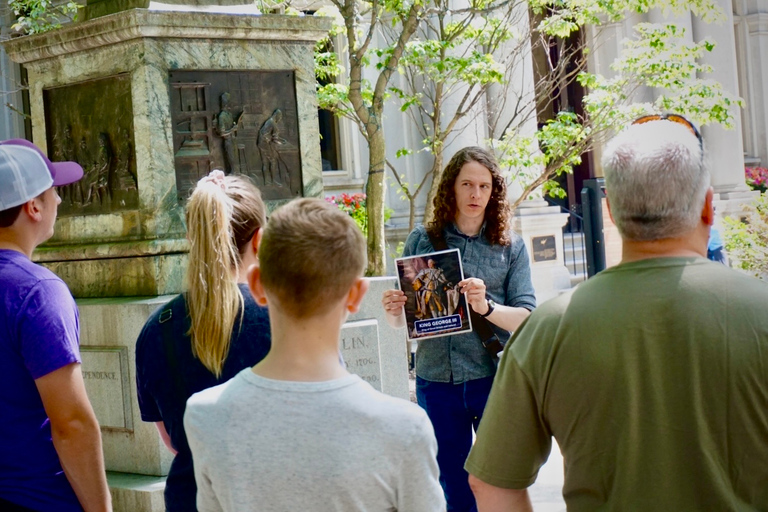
[[185, 369, 445, 512]]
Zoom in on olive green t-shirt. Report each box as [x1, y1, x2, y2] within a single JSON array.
[[466, 258, 768, 511]]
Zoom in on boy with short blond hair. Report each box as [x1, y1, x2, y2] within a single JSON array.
[[184, 198, 445, 512]]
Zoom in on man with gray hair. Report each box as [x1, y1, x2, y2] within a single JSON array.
[[465, 116, 768, 511]]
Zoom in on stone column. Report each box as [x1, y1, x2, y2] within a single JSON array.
[[746, 10, 768, 167], [584, 13, 644, 173], [692, 1, 751, 196]]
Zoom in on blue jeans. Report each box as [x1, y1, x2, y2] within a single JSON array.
[[416, 375, 495, 512]]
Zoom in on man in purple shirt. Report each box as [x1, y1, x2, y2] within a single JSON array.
[[0, 139, 111, 512]]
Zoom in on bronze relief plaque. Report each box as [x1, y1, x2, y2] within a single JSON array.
[[168, 70, 302, 201], [44, 74, 138, 216], [531, 235, 557, 262]]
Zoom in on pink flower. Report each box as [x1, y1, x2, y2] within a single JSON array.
[[745, 167, 768, 188]]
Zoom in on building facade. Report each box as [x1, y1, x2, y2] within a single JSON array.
[[1, 0, 763, 240]]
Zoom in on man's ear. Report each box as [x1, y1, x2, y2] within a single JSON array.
[[251, 227, 263, 256], [701, 187, 715, 226], [22, 198, 42, 223], [606, 196, 615, 225], [346, 278, 370, 314], [247, 263, 268, 306]]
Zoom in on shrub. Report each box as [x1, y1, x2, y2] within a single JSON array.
[[9, 0, 80, 35], [326, 192, 393, 238], [723, 192, 768, 280], [745, 167, 768, 192], [326, 193, 369, 236]]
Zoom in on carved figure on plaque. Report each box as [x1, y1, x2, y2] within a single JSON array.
[[258, 108, 286, 186], [169, 71, 303, 201], [213, 92, 244, 174], [43, 73, 137, 215], [77, 137, 93, 206], [88, 133, 112, 206], [114, 130, 138, 192], [81, 133, 112, 207]]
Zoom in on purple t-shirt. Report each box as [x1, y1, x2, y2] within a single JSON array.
[[0, 249, 83, 511]]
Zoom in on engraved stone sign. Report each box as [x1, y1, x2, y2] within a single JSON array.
[[339, 319, 382, 391], [168, 70, 302, 201], [43, 74, 138, 216], [80, 346, 133, 431], [531, 235, 557, 262]]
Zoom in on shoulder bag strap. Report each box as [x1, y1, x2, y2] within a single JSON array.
[[425, 229, 503, 360], [159, 304, 189, 401]]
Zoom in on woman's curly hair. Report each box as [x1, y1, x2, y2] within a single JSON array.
[[427, 146, 512, 246]]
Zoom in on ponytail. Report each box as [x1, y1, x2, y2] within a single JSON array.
[[185, 179, 244, 377]]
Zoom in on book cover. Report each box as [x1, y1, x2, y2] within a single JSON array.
[[395, 248, 472, 341]]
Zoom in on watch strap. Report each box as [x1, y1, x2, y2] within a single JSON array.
[[480, 299, 494, 318]]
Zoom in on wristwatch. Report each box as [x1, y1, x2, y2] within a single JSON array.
[[480, 299, 496, 318]]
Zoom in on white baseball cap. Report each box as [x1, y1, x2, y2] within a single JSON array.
[[0, 138, 83, 210]]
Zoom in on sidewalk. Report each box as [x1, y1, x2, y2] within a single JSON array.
[[408, 373, 567, 511], [528, 441, 566, 511]]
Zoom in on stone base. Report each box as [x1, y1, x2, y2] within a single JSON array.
[[531, 264, 572, 303], [346, 277, 410, 400], [84, 0, 262, 21], [714, 189, 761, 223], [35, 247, 187, 298], [78, 297, 176, 476], [108, 471, 165, 512], [512, 200, 573, 303]]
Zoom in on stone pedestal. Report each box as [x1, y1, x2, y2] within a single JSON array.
[[2, 10, 330, 298], [108, 472, 166, 511], [78, 297, 176, 476], [345, 277, 411, 401], [512, 200, 572, 303], [74, 297, 172, 510]]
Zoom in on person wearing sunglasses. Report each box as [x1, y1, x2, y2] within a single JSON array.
[[466, 115, 768, 511]]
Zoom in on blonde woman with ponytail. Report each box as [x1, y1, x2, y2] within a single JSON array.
[[135, 170, 270, 512]]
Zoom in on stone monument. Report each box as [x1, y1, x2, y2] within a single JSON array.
[[343, 277, 410, 400], [512, 199, 573, 303], [3, 4, 331, 510]]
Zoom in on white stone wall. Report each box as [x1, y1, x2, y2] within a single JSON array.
[[734, 0, 768, 168]]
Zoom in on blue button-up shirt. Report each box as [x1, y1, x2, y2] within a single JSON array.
[[402, 223, 536, 383]]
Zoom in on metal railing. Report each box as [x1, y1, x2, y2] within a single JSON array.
[[559, 206, 588, 284]]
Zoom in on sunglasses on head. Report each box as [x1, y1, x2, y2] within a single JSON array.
[[632, 113, 703, 151]]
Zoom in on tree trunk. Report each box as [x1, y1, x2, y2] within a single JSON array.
[[408, 196, 416, 233], [422, 153, 444, 224], [365, 131, 387, 275]]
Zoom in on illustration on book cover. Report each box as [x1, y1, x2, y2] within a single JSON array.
[[395, 248, 472, 341]]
